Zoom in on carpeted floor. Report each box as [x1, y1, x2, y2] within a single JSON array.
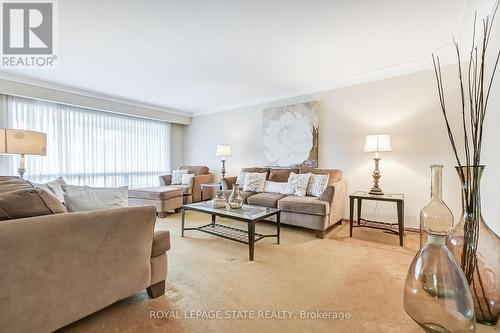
[[60, 212, 496, 333]]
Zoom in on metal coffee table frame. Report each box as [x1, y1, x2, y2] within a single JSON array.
[[181, 202, 281, 261]]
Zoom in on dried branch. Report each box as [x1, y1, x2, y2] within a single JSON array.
[[434, 1, 499, 286], [432, 55, 462, 167]]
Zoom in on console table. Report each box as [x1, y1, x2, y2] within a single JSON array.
[[349, 191, 405, 246]]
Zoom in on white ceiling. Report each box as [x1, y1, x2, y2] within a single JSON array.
[[1, 0, 470, 115]]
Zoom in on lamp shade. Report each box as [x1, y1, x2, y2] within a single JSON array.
[[364, 134, 392, 153], [0, 129, 47, 156], [216, 144, 232, 157]]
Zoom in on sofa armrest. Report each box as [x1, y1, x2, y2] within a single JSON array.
[[152, 230, 170, 257], [159, 175, 172, 186], [327, 179, 347, 226], [0, 205, 157, 333], [320, 186, 335, 202], [221, 176, 237, 191], [191, 173, 215, 202]]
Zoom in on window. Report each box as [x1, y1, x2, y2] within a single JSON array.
[[2, 95, 171, 188]]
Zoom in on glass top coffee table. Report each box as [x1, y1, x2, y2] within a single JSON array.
[[181, 201, 281, 261]]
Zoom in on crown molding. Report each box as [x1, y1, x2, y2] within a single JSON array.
[[193, 51, 458, 117]]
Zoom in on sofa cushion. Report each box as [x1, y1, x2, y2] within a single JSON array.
[[181, 173, 195, 185], [268, 168, 299, 182], [0, 176, 67, 220], [241, 191, 257, 203], [263, 181, 288, 194], [285, 172, 311, 197], [307, 174, 330, 197], [128, 186, 184, 200], [247, 192, 287, 208], [241, 167, 270, 178], [242, 172, 267, 192], [46, 177, 68, 202], [152, 230, 170, 257], [278, 195, 330, 216], [63, 185, 128, 212], [171, 169, 188, 185], [299, 168, 342, 185], [181, 166, 209, 175]]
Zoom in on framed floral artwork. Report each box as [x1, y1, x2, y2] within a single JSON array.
[[262, 101, 319, 167]]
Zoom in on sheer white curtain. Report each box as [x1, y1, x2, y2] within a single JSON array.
[[2, 95, 171, 188]]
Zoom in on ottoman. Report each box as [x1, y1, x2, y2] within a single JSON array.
[[128, 187, 183, 218]]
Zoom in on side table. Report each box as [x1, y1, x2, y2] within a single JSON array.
[[349, 191, 405, 246], [200, 182, 223, 201]]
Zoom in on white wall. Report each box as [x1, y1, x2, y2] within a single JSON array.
[[479, 0, 500, 234], [185, 65, 500, 234], [170, 123, 185, 169]]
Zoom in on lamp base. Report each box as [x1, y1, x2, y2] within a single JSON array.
[[18, 154, 26, 180], [369, 187, 384, 195], [369, 157, 384, 195], [221, 159, 226, 178]]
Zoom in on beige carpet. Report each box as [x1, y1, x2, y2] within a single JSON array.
[[60, 212, 496, 333]]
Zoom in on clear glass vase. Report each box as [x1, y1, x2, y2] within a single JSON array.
[[446, 166, 500, 325], [404, 165, 475, 332], [212, 190, 227, 209], [228, 183, 243, 209], [419, 165, 454, 247]]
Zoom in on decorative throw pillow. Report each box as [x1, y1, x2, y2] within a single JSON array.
[[264, 181, 288, 194], [285, 172, 312, 197], [235, 172, 247, 186], [171, 169, 188, 185], [62, 185, 128, 212], [243, 172, 267, 192], [307, 174, 330, 197], [181, 173, 195, 185], [46, 177, 68, 202], [0, 177, 67, 220]]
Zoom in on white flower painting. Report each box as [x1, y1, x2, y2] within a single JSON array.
[[262, 101, 319, 167]]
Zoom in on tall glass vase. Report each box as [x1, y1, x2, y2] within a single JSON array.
[[419, 165, 454, 247], [404, 165, 475, 332], [446, 166, 500, 325]]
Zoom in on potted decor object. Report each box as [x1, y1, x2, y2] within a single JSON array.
[[404, 165, 475, 332], [447, 166, 500, 325], [432, 4, 500, 325]]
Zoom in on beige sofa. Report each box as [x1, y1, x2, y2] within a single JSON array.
[[222, 167, 347, 238], [159, 165, 215, 204], [0, 176, 170, 333]]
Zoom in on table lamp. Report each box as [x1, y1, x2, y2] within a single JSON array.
[[364, 133, 392, 195], [0, 129, 47, 179], [216, 144, 231, 178]]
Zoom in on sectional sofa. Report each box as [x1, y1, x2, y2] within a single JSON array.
[[222, 167, 346, 238]]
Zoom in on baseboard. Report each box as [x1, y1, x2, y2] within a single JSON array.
[[340, 219, 420, 233]]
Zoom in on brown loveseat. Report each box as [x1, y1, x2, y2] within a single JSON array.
[[159, 165, 215, 204], [222, 167, 347, 238], [0, 176, 170, 332]]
